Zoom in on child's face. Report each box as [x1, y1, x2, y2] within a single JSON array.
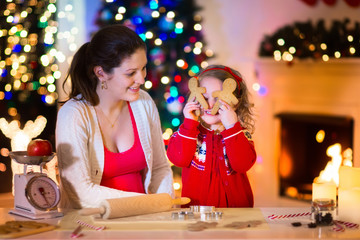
[[199, 76, 223, 127]]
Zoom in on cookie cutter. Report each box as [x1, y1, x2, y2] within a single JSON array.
[[200, 211, 223, 221], [190, 205, 215, 213], [171, 211, 195, 220]]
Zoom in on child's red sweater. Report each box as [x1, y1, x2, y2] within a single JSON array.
[[167, 118, 256, 207]]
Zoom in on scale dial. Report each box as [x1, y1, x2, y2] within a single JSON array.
[[25, 175, 60, 211]]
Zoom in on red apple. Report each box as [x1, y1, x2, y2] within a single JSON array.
[[27, 139, 53, 156]]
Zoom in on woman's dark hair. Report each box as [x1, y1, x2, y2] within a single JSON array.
[[62, 24, 147, 105]]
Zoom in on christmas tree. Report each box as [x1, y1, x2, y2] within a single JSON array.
[[95, 0, 213, 142], [0, 0, 58, 192]]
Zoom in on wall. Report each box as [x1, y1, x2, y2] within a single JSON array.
[[56, 0, 101, 102], [196, 0, 360, 66]]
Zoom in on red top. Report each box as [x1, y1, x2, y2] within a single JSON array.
[[167, 118, 256, 207], [100, 102, 146, 193]]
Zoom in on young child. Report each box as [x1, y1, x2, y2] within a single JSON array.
[[167, 64, 256, 208]]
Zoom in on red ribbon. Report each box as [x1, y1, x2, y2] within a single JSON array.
[[198, 67, 242, 95]]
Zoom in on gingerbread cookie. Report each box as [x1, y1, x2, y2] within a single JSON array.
[[188, 77, 209, 116], [187, 221, 218, 231], [211, 78, 239, 115], [224, 220, 263, 229]]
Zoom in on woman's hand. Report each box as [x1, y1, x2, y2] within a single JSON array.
[[183, 97, 200, 121], [218, 100, 238, 129]]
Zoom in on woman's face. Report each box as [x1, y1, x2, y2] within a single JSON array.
[[101, 48, 147, 102], [199, 76, 223, 126]]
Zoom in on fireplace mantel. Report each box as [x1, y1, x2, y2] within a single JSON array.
[[250, 58, 360, 205]]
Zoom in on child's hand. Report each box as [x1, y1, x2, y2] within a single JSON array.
[[218, 100, 238, 129], [183, 97, 200, 121]]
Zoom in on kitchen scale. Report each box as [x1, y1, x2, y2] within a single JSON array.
[[8, 151, 64, 220]]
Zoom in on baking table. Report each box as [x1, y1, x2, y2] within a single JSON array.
[[0, 207, 359, 239]]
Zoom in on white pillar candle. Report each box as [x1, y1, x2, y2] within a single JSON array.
[[312, 181, 337, 204], [338, 188, 360, 223], [339, 166, 360, 189]]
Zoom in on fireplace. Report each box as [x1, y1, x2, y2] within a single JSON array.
[[250, 59, 360, 206], [277, 113, 353, 201]]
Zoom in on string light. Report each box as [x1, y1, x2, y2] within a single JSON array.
[[277, 38, 285, 46], [320, 43, 327, 50], [252, 83, 261, 92], [162, 128, 173, 140], [154, 38, 162, 45], [194, 23, 202, 31], [349, 47, 356, 54], [260, 19, 360, 62], [176, 59, 185, 68], [1, 0, 59, 116], [151, 11, 160, 18], [173, 182, 181, 190], [0, 116, 47, 151], [161, 76, 170, 84], [171, 118, 180, 127], [167, 11, 175, 18], [144, 80, 152, 89]]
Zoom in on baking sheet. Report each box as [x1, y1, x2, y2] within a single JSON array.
[[60, 208, 269, 231], [0, 222, 56, 239]]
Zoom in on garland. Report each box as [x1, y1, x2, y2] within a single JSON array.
[[259, 18, 360, 61]]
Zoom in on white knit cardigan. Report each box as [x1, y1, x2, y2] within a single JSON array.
[[55, 90, 174, 208]]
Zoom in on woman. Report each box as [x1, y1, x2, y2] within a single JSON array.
[[56, 24, 174, 209]]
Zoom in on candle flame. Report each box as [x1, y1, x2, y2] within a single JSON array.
[[314, 143, 353, 187]]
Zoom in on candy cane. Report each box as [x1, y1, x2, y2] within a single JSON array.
[[268, 212, 311, 220], [76, 220, 106, 231], [332, 221, 345, 232], [334, 220, 359, 229], [71, 225, 83, 238]]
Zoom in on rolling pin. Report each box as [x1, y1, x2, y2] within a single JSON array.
[[78, 193, 191, 219]]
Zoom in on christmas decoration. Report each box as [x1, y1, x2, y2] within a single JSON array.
[[299, 0, 360, 7], [259, 18, 360, 62], [0, 115, 57, 193], [0, 0, 58, 193], [95, 0, 214, 138]]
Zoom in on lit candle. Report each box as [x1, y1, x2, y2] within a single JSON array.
[[339, 166, 360, 189], [338, 188, 360, 223], [312, 181, 337, 204], [338, 166, 360, 223]]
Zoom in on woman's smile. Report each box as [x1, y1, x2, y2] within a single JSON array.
[[129, 86, 140, 92]]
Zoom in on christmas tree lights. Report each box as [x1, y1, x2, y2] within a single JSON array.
[[1, 0, 59, 109]]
